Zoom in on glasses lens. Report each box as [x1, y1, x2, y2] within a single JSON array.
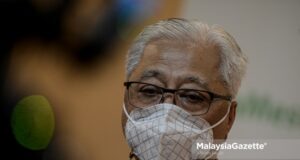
[[128, 83, 162, 108], [176, 90, 211, 115], [127, 82, 213, 115]]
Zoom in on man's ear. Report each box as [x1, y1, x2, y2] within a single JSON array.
[[227, 101, 237, 131]]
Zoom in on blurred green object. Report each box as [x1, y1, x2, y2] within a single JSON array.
[[11, 95, 55, 150]]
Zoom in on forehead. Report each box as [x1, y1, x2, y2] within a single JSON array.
[[129, 40, 225, 92]]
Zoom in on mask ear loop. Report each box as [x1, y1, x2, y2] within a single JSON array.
[[123, 104, 136, 125], [198, 102, 231, 134], [202, 103, 232, 160]]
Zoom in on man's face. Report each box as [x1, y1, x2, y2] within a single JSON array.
[[122, 40, 237, 140]]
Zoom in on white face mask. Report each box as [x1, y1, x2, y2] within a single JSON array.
[[123, 103, 230, 160]]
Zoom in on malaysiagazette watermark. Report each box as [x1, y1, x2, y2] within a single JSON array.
[[197, 142, 267, 151]]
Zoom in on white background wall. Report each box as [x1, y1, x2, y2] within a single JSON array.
[[181, 0, 300, 138]]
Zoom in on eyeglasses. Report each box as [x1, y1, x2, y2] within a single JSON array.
[[124, 81, 232, 115]]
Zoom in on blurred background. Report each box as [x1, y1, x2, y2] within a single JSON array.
[[181, 0, 300, 139], [0, 0, 299, 159]]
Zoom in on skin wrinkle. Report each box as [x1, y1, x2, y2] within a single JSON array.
[[130, 41, 225, 96], [148, 42, 219, 90]]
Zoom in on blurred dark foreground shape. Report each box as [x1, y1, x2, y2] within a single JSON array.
[[0, 0, 182, 159], [0, 0, 137, 159]]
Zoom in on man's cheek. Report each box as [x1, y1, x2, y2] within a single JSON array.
[[212, 121, 228, 140]]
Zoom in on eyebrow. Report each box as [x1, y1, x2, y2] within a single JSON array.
[[138, 69, 209, 90], [138, 69, 165, 82], [182, 75, 209, 90]]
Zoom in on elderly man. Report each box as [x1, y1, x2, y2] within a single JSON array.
[[121, 18, 247, 160]]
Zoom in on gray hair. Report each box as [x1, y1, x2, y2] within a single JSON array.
[[125, 18, 247, 98]]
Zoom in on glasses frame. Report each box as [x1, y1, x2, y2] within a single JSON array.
[[124, 81, 232, 115]]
